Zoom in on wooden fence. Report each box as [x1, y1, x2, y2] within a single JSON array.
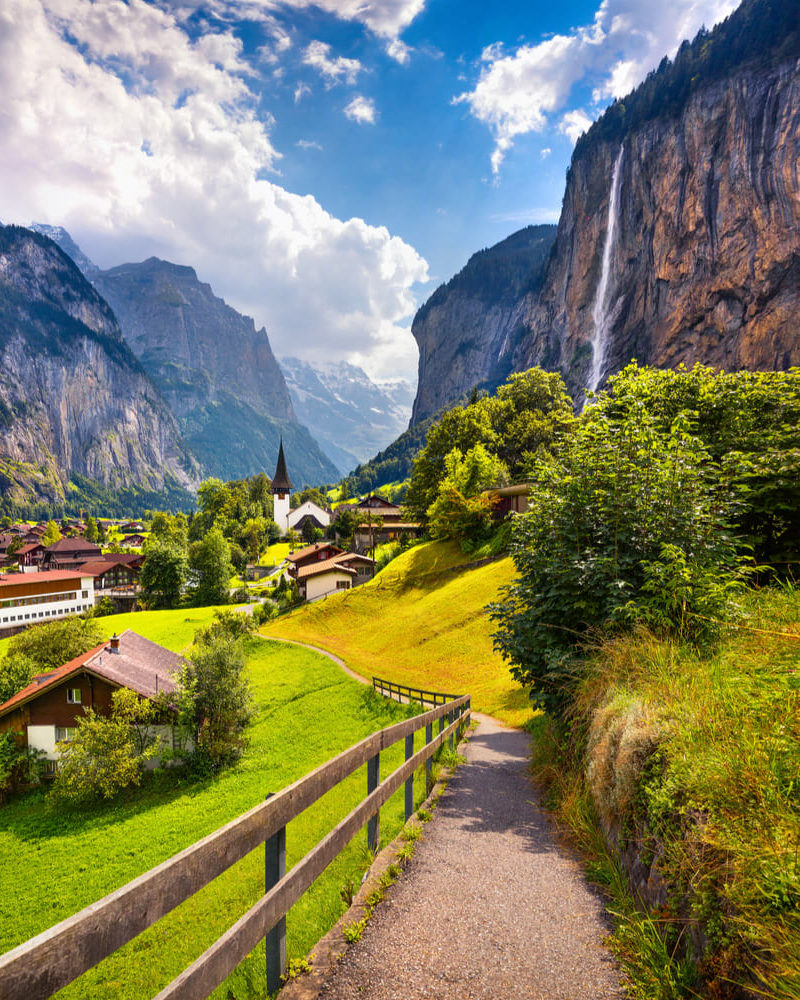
[[372, 675, 460, 707], [0, 695, 470, 1000]]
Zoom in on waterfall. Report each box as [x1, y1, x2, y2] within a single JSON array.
[[587, 145, 625, 396]]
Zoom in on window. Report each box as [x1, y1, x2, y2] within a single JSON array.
[[82, 590, 88, 598], [67, 688, 81, 704], [55, 727, 77, 743], [336, 580, 351, 590]]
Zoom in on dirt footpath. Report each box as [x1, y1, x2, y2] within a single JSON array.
[[317, 714, 625, 1000]]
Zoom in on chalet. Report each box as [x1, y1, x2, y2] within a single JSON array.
[[23, 525, 47, 545], [0, 630, 187, 768], [78, 557, 141, 596], [41, 537, 102, 571], [287, 545, 374, 601], [0, 570, 95, 636], [0, 535, 15, 566], [119, 534, 146, 548], [286, 541, 345, 571], [340, 495, 422, 553], [119, 521, 145, 533], [484, 483, 532, 518], [15, 543, 45, 570]]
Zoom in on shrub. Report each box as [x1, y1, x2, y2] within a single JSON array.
[[50, 690, 158, 804], [0, 731, 43, 801], [183, 639, 252, 770], [491, 404, 744, 716], [5, 616, 103, 673]]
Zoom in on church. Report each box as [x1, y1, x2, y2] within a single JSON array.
[[271, 440, 331, 537]]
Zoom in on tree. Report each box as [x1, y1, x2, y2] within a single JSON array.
[[189, 527, 233, 606], [41, 521, 61, 546], [5, 617, 103, 674], [140, 539, 188, 609], [85, 516, 98, 544], [0, 653, 36, 703], [239, 517, 268, 564], [0, 731, 42, 801], [183, 639, 252, 769], [426, 444, 506, 545], [491, 404, 744, 716], [50, 689, 158, 804]]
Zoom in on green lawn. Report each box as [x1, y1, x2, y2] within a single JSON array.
[[258, 542, 290, 566], [0, 638, 425, 998], [268, 540, 532, 727]]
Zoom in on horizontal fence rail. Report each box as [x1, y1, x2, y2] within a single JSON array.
[[372, 675, 461, 707], [0, 693, 471, 1000]]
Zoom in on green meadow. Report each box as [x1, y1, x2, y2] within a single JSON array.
[[0, 638, 426, 999]]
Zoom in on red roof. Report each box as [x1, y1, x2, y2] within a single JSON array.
[[0, 630, 187, 718], [76, 558, 137, 578], [286, 542, 344, 564], [44, 537, 101, 554], [0, 569, 92, 589]]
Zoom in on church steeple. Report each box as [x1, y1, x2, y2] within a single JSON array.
[[271, 438, 293, 494]]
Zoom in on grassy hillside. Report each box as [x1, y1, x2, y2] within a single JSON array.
[[0, 605, 228, 660], [0, 638, 424, 999], [267, 541, 531, 727], [540, 585, 800, 997]]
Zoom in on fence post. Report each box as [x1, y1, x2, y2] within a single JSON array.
[[367, 753, 380, 853], [425, 721, 433, 793], [404, 732, 414, 821], [448, 709, 455, 751], [265, 797, 286, 993]]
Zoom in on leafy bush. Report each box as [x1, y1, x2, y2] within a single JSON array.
[[426, 444, 505, 547], [5, 616, 103, 674], [0, 653, 36, 703], [491, 404, 744, 716], [50, 690, 158, 804], [0, 731, 43, 801], [193, 608, 254, 646]]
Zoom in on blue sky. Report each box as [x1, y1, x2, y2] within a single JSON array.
[[0, 0, 739, 381]]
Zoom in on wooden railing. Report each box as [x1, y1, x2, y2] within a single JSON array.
[[0, 695, 471, 1000], [372, 675, 461, 707]]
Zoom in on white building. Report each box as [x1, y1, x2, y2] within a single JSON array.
[[271, 438, 293, 535], [0, 570, 95, 636], [287, 500, 331, 533]]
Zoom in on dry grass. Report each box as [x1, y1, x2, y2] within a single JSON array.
[[266, 540, 533, 727]]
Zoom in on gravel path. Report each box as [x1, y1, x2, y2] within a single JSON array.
[[318, 713, 625, 1000]]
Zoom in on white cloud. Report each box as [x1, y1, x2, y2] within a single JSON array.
[[296, 138, 322, 150], [455, 0, 740, 171], [559, 110, 593, 144], [344, 95, 377, 124], [293, 81, 310, 102], [0, 0, 426, 379], [386, 38, 412, 64], [540, 147, 552, 159], [169, 0, 425, 41], [303, 40, 362, 86]]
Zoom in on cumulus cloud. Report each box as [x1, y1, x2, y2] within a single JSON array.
[[302, 40, 362, 86], [344, 95, 378, 124], [296, 138, 323, 150], [0, 0, 426, 378], [455, 0, 740, 171], [559, 110, 593, 144], [386, 38, 412, 64]]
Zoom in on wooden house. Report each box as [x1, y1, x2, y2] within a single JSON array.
[[0, 631, 187, 769]]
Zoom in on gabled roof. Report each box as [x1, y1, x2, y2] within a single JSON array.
[[16, 543, 44, 555], [296, 556, 358, 580], [286, 542, 344, 564], [271, 439, 293, 493], [76, 558, 139, 578], [0, 630, 186, 719], [44, 537, 101, 554], [0, 569, 92, 590]]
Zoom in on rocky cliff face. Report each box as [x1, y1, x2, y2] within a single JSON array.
[[411, 225, 556, 424], [92, 258, 338, 486], [0, 226, 196, 507], [515, 57, 800, 399]]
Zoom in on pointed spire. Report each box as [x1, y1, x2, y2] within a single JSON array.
[[271, 438, 293, 493]]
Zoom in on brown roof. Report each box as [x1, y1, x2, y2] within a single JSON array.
[[357, 520, 419, 529], [16, 543, 44, 555], [0, 630, 186, 718], [296, 556, 358, 580], [286, 542, 344, 564], [45, 537, 101, 554], [76, 558, 139, 578], [0, 569, 91, 590], [336, 553, 375, 567]]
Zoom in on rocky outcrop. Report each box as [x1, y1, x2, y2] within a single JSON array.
[[92, 258, 338, 486], [515, 57, 800, 399], [0, 226, 197, 507], [410, 225, 556, 424]]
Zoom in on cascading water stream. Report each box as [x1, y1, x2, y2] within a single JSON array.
[[587, 145, 625, 397]]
